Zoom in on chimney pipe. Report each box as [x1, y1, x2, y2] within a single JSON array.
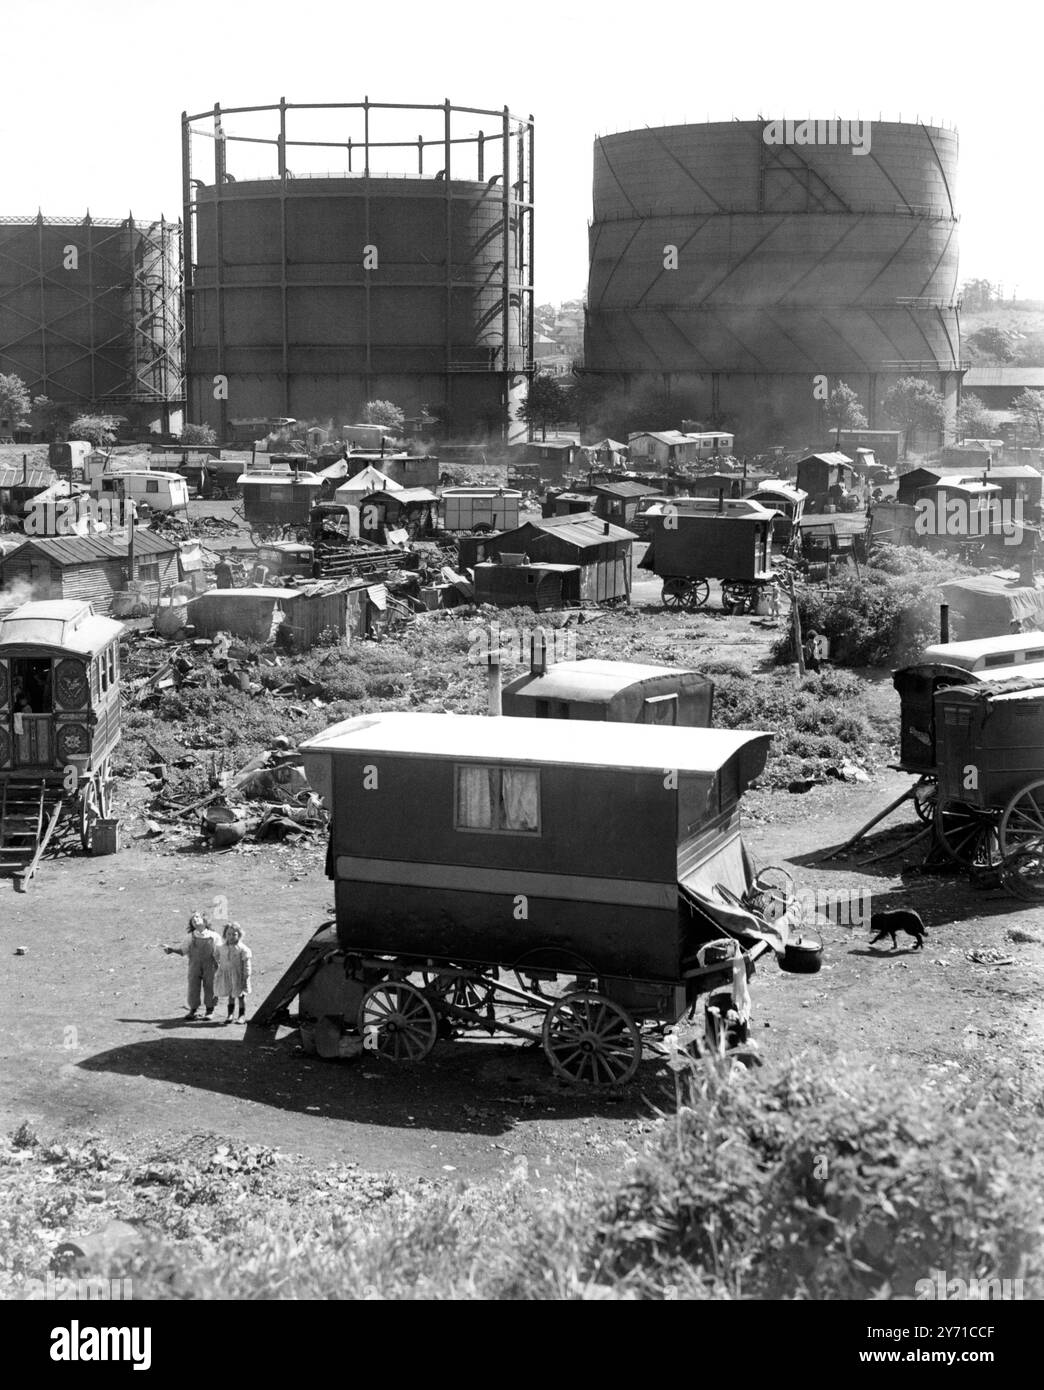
[[23, 453, 28, 484], [530, 628, 547, 677], [939, 603, 949, 644], [718, 488, 725, 513], [487, 650, 502, 716]]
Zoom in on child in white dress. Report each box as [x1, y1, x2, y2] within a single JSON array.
[[216, 922, 253, 1023]]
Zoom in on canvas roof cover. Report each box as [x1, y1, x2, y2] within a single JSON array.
[[299, 711, 771, 778], [507, 659, 706, 703], [939, 577, 1044, 642]]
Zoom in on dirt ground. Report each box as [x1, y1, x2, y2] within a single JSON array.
[[2, 476, 1043, 1184], [3, 767, 1042, 1183]]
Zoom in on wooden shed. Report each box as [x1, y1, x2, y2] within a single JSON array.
[[795, 452, 854, 507], [460, 512, 636, 604], [503, 659, 714, 725], [298, 713, 773, 981], [357, 488, 439, 543], [238, 473, 326, 528], [472, 561, 581, 610], [591, 481, 662, 527], [0, 533, 182, 616]]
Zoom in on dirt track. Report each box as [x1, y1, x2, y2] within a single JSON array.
[[2, 769, 1042, 1181]]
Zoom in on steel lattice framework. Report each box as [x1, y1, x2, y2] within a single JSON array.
[[0, 213, 185, 417]]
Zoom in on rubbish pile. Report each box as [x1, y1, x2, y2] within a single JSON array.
[[150, 514, 242, 541], [125, 632, 334, 709]]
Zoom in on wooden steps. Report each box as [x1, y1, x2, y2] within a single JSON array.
[[0, 779, 67, 891]]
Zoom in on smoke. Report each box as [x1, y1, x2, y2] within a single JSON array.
[[0, 578, 38, 614]]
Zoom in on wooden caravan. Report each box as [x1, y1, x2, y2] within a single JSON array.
[[251, 715, 824, 1083], [0, 600, 122, 885], [502, 659, 714, 726], [639, 501, 776, 613]]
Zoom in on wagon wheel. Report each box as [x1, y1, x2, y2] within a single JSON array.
[[421, 968, 494, 1019], [684, 578, 710, 611], [358, 981, 438, 1062], [933, 799, 1003, 869], [999, 779, 1044, 901], [661, 578, 688, 610], [78, 775, 100, 852], [542, 991, 641, 1086], [912, 777, 937, 824], [95, 758, 113, 820]]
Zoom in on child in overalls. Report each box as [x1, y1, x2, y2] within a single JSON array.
[[216, 921, 253, 1023], [164, 912, 222, 1019]]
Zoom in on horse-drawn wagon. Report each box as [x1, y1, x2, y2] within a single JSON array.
[[254, 714, 823, 1080], [0, 600, 122, 887], [639, 499, 778, 613]]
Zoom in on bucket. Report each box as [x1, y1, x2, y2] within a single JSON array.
[[91, 819, 121, 856]]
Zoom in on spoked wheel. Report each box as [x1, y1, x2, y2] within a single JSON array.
[[358, 981, 438, 1061], [999, 780, 1044, 901], [748, 864, 800, 924], [542, 991, 641, 1086], [78, 774, 99, 852], [96, 758, 113, 819], [662, 578, 688, 610], [913, 777, 937, 824], [684, 579, 710, 611], [934, 799, 1003, 869], [421, 968, 494, 1021]]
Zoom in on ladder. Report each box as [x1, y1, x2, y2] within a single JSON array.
[[0, 779, 66, 892], [250, 924, 339, 1028]]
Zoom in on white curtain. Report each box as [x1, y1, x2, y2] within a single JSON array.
[[456, 765, 495, 828], [500, 768, 539, 831]]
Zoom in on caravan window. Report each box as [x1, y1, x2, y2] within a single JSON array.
[[455, 765, 541, 834]]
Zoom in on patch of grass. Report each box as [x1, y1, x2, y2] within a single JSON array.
[[4, 1058, 1040, 1300]]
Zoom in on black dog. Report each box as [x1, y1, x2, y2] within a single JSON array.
[[869, 909, 928, 951]]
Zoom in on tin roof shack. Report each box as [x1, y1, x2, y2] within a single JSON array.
[[441, 487, 521, 534], [627, 431, 699, 469], [749, 481, 807, 546], [185, 588, 292, 643], [239, 473, 326, 528], [358, 488, 439, 544], [299, 713, 772, 979], [379, 456, 440, 491], [0, 532, 181, 616], [506, 440, 580, 486], [938, 577, 1044, 642], [591, 480, 662, 527], [0, 466, 58, 521], [460, 513, 636, 604], [639, 504, 775, 584], [543, 490, 595, 518], [503, 659, 714, 726], [472, 561, 582, 610], [795, 452, 854, 510]]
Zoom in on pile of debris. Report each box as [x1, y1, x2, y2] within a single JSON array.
[[150, 514, 242, 542], [136, 737, 328, 852], [125, 633, 334, 709]]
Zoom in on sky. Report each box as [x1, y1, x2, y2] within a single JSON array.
[[3, 0, 1041, 304]]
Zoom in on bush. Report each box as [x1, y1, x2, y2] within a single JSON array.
[[773, 554, 966, 669], [180, 422, 217, 446]]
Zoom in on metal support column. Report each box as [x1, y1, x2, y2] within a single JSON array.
[[180, 111, 195, 424], [279, 97, 290, 417], [213, 103, 227, 439], [444, 99, 453, 403]]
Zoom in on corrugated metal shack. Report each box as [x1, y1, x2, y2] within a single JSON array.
[[184, 582, 388, 648], [503, 659, 714, 725], [590, 480, 670, 527], [0, 532, 182, 615], [0, 466, 59, 520], [459, 512, 636, 603], [795, 452, 854, 507], [472, 561, 581, 610]]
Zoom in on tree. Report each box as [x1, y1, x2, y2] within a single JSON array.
[[0, 373, 31, 428], [180, 422, 217, 446], [955, 393, 997, 440], [30, 396, 75, 442], [360, 399, 405, 433], [960, 279, 996, 312], [822, 381, 868, 447], [882, 378, 946, 457], [69, 414, 119, 447], [517, 374, 568, 440], [1013, 389, 1044, 445], [968, 325, 1018, 363]]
